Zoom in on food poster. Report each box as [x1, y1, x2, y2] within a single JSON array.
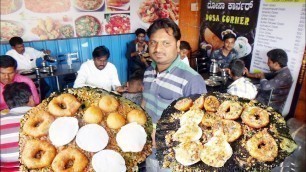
[[199, 0, 260, 67], [0, 0, 179, 42], [250, 0, 305, 115]]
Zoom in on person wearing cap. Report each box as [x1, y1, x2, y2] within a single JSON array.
[[210, 29, 238, 68]]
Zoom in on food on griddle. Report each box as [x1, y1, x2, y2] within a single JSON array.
[[92, 150, 126, 172], [174, 97, 193, 111], [21, 140, 56, 169], [180, 109, 204, 126], [201, 111, 220, 127], [200, 133, 233, 167], [19, 87, 153, 171], [83, 106, 104, 124], [49, 117, 79, 146], [172, 125, 202, 142], [116, 123, 147, 152], [246, 129, 278, 162], [241, 106, 270, 128], [76, 124, 109, 152], [51, 147, 88, 171], [204, 95, 220, 112], [190, 95, 204, 109], [156, 92, 297, 171], [48, 93, 81, 117], [106, 112, 126, 129], [99, 95, 119, 112], [212, 119, 242, 143], [174, 141, 203, 166], [127, 109, 147, 125], [23, 110, 54, 137], [216, 100, 243, 120]]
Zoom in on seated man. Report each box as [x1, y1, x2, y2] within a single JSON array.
[[227, 59, 257, 99], [126, 28, 150, 79], [0, 82, 35, 171], [0, 55, 40, 110], [179, 40, 192, 66], [6, 36, 50, 71], [246, 48, 293, 112], [74, 46, 126, 92]]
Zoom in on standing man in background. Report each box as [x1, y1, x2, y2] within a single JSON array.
[[142, 18, 207, 171], [179, 40, 192, 66]]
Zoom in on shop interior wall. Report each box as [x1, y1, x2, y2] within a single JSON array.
[[178, 0, 201, 51]]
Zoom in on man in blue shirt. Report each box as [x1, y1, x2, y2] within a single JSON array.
[[142, 18, 207, 171]]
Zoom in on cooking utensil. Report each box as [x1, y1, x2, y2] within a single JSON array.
[[209, 59, 220, 75]]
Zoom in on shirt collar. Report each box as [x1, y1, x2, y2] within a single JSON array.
[[151, 56, 181, 73]]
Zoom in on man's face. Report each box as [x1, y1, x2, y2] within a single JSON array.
[[12, 43, 25, 54], [267, 58, 278, 72], [137, 33, 146, 43], [94, 56, 108, 70], [223, 38, 235, 51], [0, 67, 16, 85], [148, 28, 180, 67]]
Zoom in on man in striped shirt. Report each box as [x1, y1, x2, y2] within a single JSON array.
[[143, 18, 207, 171], [0, 82, 35, 171]]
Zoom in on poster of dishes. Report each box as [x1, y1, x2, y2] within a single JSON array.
[[0, 0, 179, 42]]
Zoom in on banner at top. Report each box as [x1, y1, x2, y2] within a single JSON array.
[[0, 0, 179, 42], [199, 0, 260, 61]]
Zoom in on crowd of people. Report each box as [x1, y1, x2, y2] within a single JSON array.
[[0, 18, 294, 171]]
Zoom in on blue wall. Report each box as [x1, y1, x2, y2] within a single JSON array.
[[0, 34, 135, 84]]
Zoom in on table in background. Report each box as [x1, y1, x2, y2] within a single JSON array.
[[22, 62, 81, 99]]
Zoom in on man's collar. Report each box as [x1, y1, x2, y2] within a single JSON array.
[[151, 56, 180, 73]]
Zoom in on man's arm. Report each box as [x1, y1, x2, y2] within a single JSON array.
[[73, 64, 88, 88]]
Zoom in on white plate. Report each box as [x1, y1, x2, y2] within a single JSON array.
[[73, 0, 105, 11]]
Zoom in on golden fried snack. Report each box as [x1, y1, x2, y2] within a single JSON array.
[[21, 140, 56, 169], [48, 93, 81, 117], [51, 147, 89, 171], [107, 112, 126, 129], [246, 129, 278, 162], [216, 101, 243, 120], [23, 111, 54, 137], [204, 96, 220, 112], [127, 109, 147, 125], [174, 141, 203, 166], [83, 106, 103, 124], [190, 96, 204, 110], [174, 98, 193, 111], [99, 95, 119, 113], [241, 107, 270, 128], [212, 119, 242, 142], [201, 111, 220, 127]]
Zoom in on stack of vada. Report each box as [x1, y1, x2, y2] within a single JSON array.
[[19, 87, 153, 172]]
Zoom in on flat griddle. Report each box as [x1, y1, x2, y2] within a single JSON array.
[[156, 92, 297, 172]]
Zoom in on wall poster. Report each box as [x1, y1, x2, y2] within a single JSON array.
[[200, 0, 305, 115], [0, 0, 179, 42]]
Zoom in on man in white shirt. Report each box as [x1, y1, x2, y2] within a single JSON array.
[[6, 37, 50, 71], [74, 46, 126, 92], [179, 40, 191, 66]]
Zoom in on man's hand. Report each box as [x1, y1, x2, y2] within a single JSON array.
[[115, 86, 128, 93]]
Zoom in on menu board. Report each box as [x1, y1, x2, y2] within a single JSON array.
[[0, 0, 179, 42], [250, 0, 305, 115]]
